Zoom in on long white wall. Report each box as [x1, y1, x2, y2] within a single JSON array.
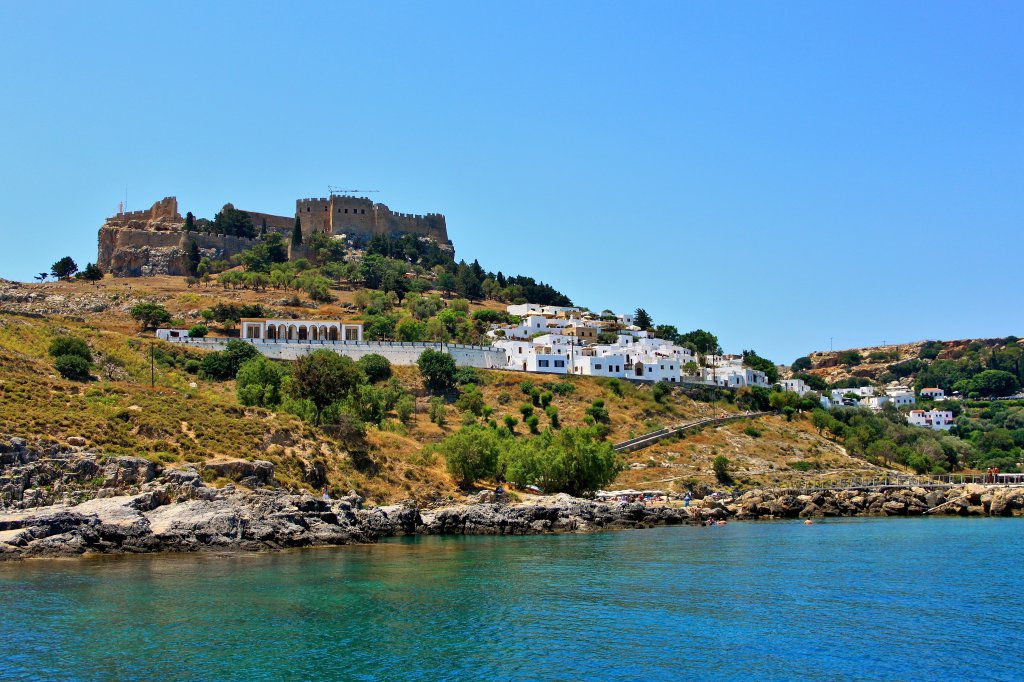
[[166, 337, 505, 369]]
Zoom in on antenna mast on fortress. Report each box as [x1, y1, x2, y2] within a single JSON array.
[[328, 186, 381, 197]]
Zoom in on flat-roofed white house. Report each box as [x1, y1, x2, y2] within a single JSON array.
[[780, 378, 811, 396], [907, 408, 954, 430], [887, 390, 916, 407], [239, 318, 364, 342], [574, 352, 628, 378], [920, 387, 946, 399]]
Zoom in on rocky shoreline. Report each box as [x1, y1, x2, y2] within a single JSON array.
[[2, 436, 1022, 561]]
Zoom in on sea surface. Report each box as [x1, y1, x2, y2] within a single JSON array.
[[2, 517, 1022, 681]]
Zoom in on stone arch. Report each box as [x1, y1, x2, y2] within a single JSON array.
[[288, 325, 297, 341], [298, 325, 308, 341], [329, 327, 339, 341], [266, 324, 277, 340], [320, 326, 329, 341], [310, 326, 318, 341]]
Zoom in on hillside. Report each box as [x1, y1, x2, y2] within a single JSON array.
[[0, 275, 897, 503], [794, 337, 1022, 391]]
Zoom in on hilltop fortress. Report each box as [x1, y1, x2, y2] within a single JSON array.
[[97, 194, 452, 277]]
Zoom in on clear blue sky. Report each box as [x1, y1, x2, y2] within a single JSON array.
[[1, 1, 1020, 362]]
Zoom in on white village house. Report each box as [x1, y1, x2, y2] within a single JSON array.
[[907, 408, 955, 431]]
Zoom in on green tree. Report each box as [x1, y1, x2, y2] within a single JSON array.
[[429, 396, 447, 425], [54, 354, 91, 381], [185, 240, 201, 276], [212, 206, 256, 238], [292, 216, 303, 247], [48, 336, 92, 362], [678, 329, 721, 355], [417, 348, 457, 392], [184, 211, 195, 231], [742, 349, 780, 384], [199, 340, 260, 380], [50, 256, 78, 281], [129, 303, 172, 330], [236, 356, 287, 407], [437, 425, 501, 487], [633, 308, 653, 331], [791, 356, 813, 372], [188, 324, 208, 338], [78, 262, 104, 283], [966, 370, 1020, 397], [290, 350, 364, 425], [357, 354, 393, 383], [500, 427, 623, 496], [811, 409, 833, 436]]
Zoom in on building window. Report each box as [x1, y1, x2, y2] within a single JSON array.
[[554, 360, 565, 368], [539, 360, 550, 368], [595, 364, 602, 370]]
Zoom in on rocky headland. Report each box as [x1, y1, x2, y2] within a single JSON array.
[[2, 436, 1022, 561]]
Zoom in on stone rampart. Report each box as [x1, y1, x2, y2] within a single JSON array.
[[97, 227, 259, 277], [166, 338, 505, 369]]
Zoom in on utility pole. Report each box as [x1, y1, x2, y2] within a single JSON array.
[[150, 343, 155, 387], [830, 337, 834, 352]]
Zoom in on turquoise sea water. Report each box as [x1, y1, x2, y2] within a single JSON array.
[[1, 518, 1022, 681]]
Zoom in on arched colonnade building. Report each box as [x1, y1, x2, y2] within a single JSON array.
[[240, 318, 364, 343]]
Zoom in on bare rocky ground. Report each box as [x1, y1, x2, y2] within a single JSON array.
[[3, 435, 1021, 561]]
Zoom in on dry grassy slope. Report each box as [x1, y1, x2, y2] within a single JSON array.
[[0, 275, 886, 500], [615, 415, 888, 491]]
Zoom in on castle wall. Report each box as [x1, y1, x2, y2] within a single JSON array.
[[242, 209, 294, 236]]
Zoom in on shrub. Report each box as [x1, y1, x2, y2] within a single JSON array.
[[48, 337, 92, 363], [396, 395, 416, 424], [712, 455, 731, 483], [550, 381, 575, 396], [188, 325, 208, 338], [545, 405, 560, 429], [454, 367, 480, 385], [55, 354, 91, 381], [791, 356, 812, 372], [607, 378, 623, 397], [357, 354, 392, 383], [290, 350, 364, 425], [428, 396, 447, 426], [496, 391, 512, 405], [525, 414, 540, 434], [519, 404, 534, 420], [455, 385, 486, 416], [837, 350, 862, 366], [743, 426, 762, 438], [539, 391, 553, 408], [652, 382, 671, 403], [585, 400, 610, 424], [519, 380, 535, 395], [790, 460, 812, 472], [503, 415, 519, 433], [199, 340, 260, 380]]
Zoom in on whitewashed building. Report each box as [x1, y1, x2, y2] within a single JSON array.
[[907, 409, 955, 430], [920, 387, 946, 400], [886, 390, 916, 407], [780, 378, 811, 396]]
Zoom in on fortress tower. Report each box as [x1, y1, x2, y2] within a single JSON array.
[[295, 195, 450, 247]]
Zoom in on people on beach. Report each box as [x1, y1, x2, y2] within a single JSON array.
[[683, 493, 691, 507]]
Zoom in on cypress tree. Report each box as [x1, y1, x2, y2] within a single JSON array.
[[260, 218, 267, 237], [186, 240, 201, 276], [184, 211, 195, 232], [292, 217, 303, 247]]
